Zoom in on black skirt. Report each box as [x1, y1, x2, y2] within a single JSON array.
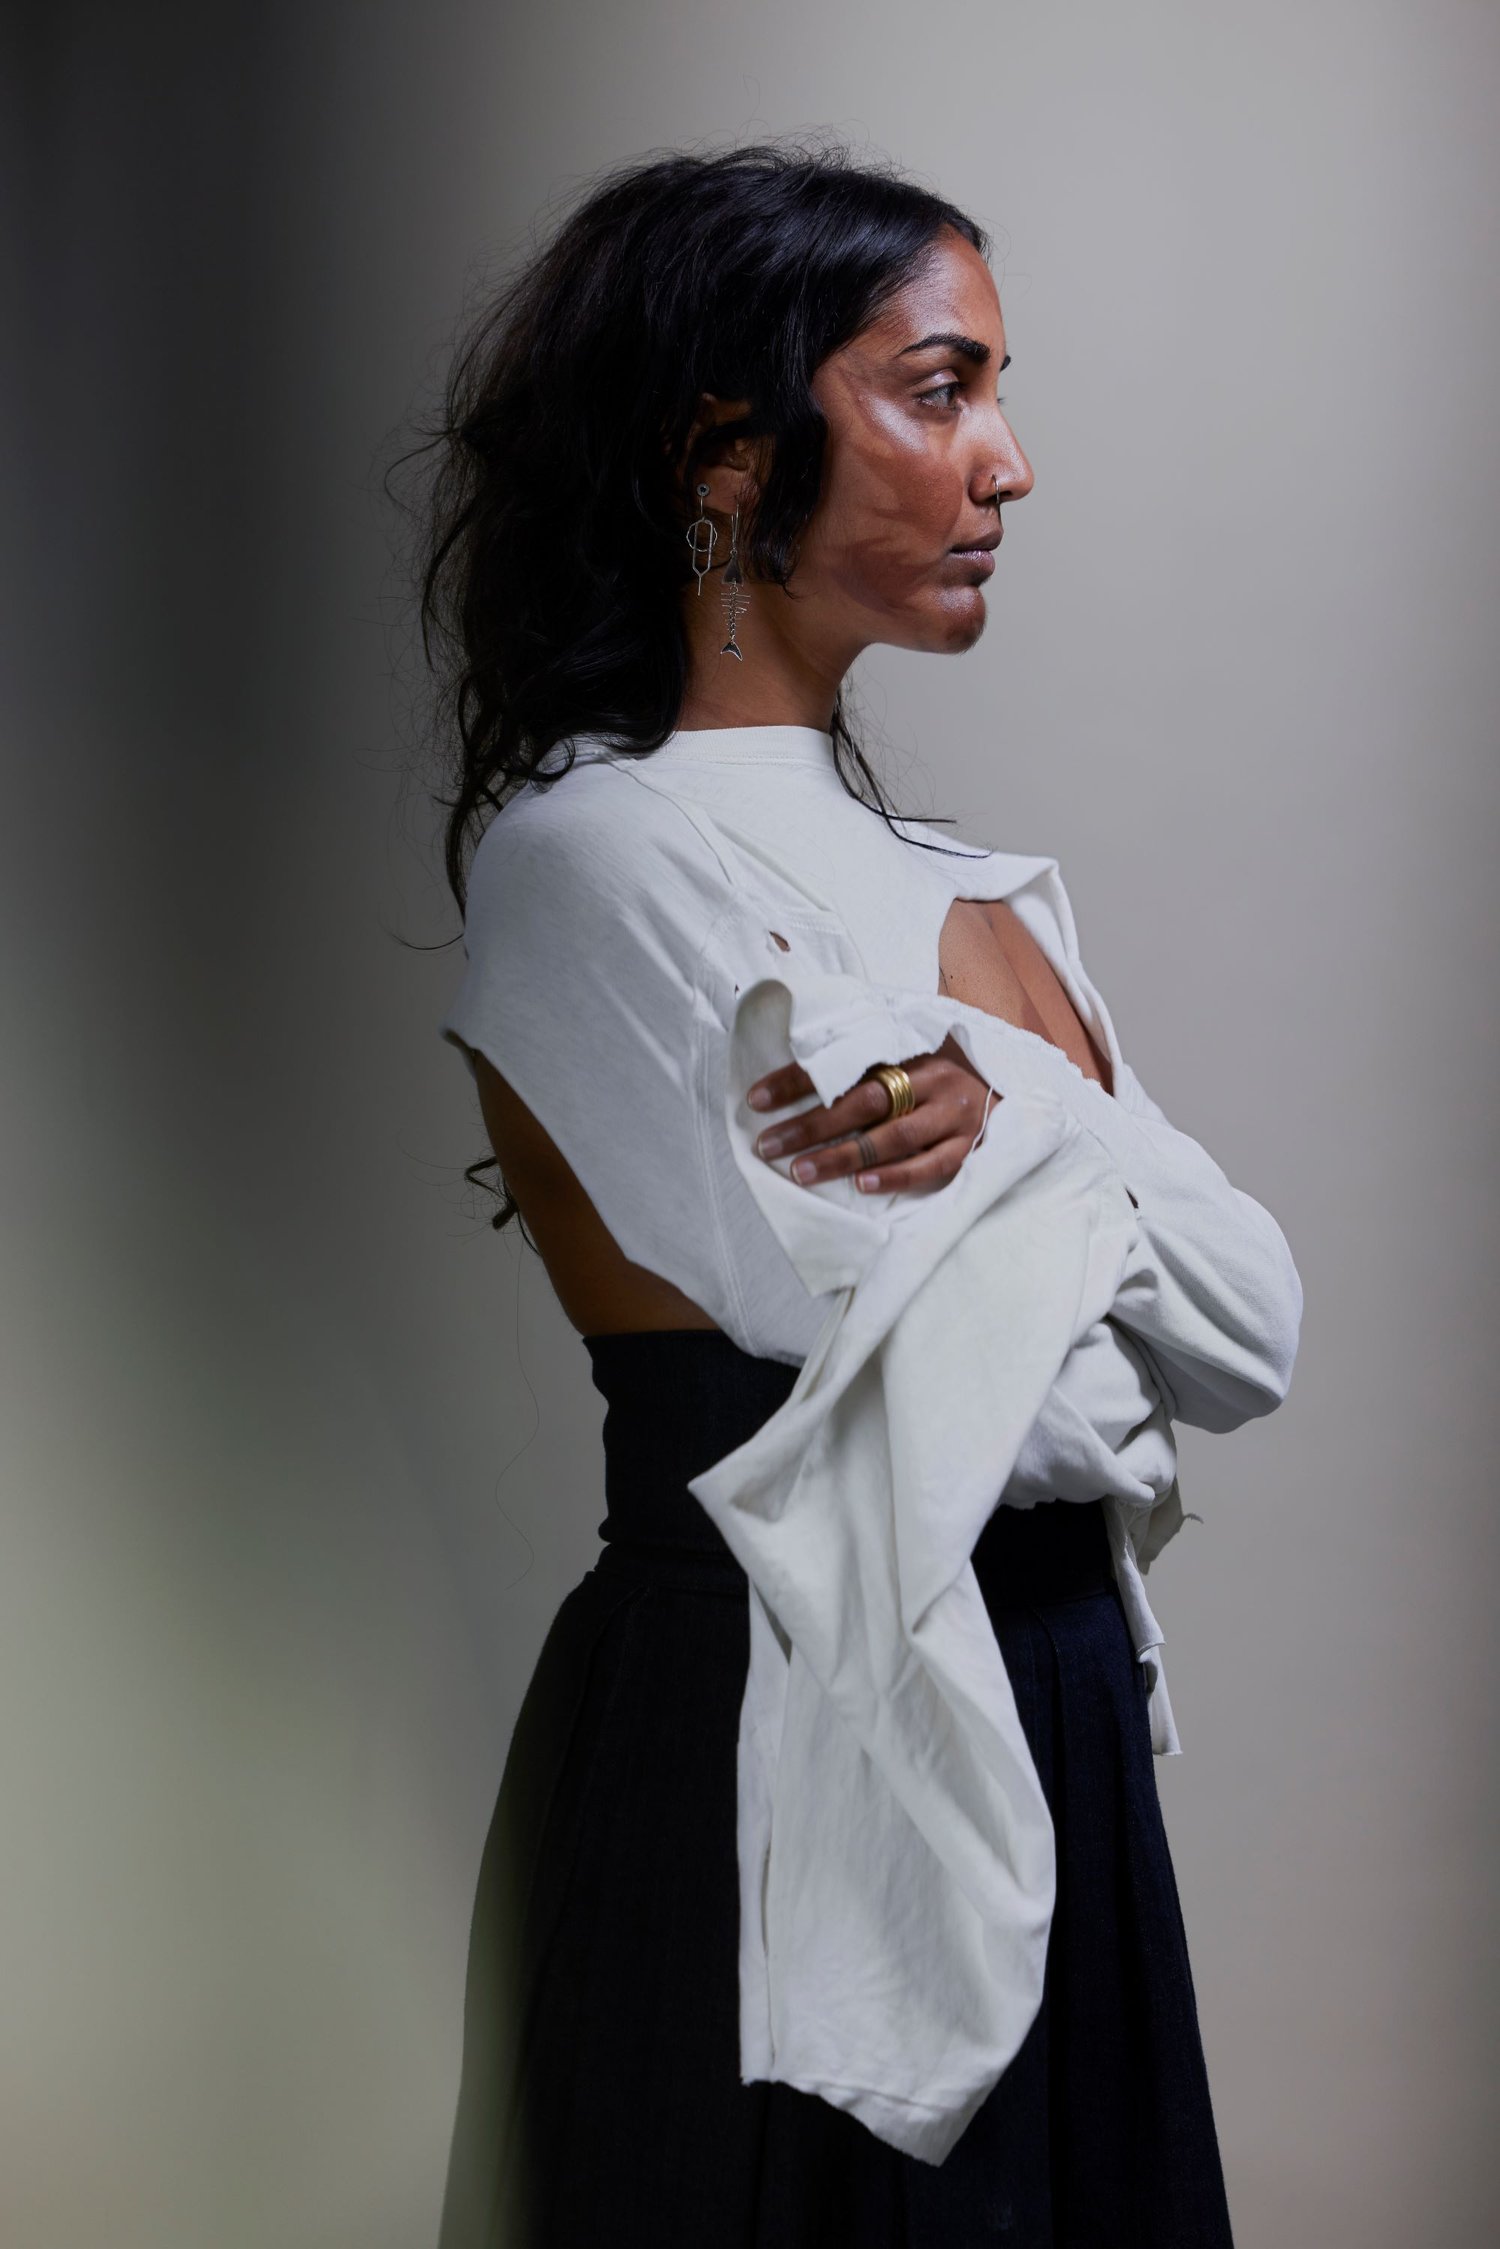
[[436, 1328, 1236, 2248]]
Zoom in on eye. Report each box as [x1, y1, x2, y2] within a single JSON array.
[[917, 381, 962, 411]]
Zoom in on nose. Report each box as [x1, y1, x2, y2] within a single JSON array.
[[975, 411, 1034, 508]]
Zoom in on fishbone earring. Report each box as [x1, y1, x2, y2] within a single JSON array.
[[719, 498, 750, 661]]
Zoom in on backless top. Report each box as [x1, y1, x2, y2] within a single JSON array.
[[439, 722, 1303, 2163]]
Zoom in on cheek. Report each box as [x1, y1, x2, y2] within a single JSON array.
[[808, 419, 960, 608]]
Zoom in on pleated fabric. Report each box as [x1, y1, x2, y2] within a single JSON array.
[[436, 1329, 1235, 2248]]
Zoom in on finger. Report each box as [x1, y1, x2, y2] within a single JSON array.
[[747, 1046, 946, 1125], [745, 1062, 816, 1112], [754, 1060, 947, 1162], [787, 1102, 926, 1178], [763, 1051, 995, 1169], [849, 1133, 980, 1197], [781, 1096, 960, 1186]]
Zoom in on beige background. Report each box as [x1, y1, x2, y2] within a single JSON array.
[[6, 2, 1497, 2242]]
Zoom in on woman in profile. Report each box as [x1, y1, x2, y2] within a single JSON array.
[[414, 141, 1300, 2247]]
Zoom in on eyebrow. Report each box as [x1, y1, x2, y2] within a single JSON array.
[[896, 332, 1011, 372]]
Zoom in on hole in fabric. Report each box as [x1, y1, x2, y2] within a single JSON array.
[[768, 930, 790, 951]]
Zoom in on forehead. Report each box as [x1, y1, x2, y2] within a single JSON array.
[[858, 231, 1003, 353]]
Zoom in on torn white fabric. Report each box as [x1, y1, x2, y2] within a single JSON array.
[[687, 965, 1201, 2160], [438, 723, 1303, 2163]]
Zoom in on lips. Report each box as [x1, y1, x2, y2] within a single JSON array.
[[947, 530, 1000, 577]]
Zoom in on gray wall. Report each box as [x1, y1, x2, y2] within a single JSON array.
[[6, 3, 1496, 2242]]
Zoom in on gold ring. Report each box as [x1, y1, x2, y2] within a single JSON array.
[[861, 1062, 916, 1120]]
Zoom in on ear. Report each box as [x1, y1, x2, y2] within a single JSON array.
[[677, 394, 772, 519]]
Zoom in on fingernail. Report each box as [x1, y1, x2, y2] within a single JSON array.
[[791, 1157, 816, 1183], [748, 1087, 772, 1108], [756, 1131, 785, 1157], [856, 1172, 878, 1190]]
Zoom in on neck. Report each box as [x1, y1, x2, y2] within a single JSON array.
[[676, 582, 855, 734]]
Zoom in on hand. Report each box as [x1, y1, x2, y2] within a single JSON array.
[[747, 1033, 998, 1196]]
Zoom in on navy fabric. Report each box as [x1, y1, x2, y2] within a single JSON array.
[[436, 1328, 1236, 2247]]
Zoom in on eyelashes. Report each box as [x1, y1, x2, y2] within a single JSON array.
[[917, 384, 1009, 412]]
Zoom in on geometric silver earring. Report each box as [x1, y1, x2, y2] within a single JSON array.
[[686, 482, 717, 593]]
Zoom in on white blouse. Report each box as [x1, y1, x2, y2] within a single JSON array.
[[439, 722, 1303, 2165]]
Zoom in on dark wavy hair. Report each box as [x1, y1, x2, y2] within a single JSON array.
[[404, 138, 993, 1230]]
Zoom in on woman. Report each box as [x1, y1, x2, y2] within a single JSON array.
[[417, 142, 1301, 2246]]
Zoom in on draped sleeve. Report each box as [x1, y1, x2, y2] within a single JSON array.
[[683, 946, 1302, 2165]]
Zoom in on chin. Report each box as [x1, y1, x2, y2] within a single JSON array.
[[925, 592, 988, 654], [878, 588, 988, 657]]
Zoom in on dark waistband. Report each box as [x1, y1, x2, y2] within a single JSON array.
[[583, 1328, 1116, 1607]]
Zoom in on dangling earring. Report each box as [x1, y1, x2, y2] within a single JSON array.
[[719, 498, 750, 661], [686, 482, 717, 592]]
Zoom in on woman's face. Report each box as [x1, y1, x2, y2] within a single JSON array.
[[794, 228, 1032, 662]]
